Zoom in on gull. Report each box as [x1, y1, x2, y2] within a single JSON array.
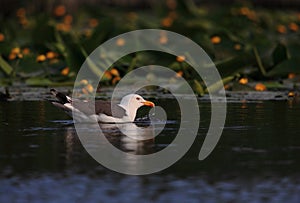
[[50, 89, 155, 123]]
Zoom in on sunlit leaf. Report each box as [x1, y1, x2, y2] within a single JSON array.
[[205, 75, 237, 93], [193, 79, 205, 96], [25, 77, 53, 86], [0, 55, 13, 75]]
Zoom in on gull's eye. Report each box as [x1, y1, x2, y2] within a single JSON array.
[[136, 97, 141, 101]]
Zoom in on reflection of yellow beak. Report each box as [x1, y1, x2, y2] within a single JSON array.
[[142, 100, 155, 108]]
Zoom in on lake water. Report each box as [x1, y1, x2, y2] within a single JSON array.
[[0, 99, 300, 202]]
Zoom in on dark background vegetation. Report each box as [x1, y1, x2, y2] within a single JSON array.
[[0, 0, 300, 95]]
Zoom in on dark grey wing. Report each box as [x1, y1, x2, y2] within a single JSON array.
[[72, 100, 127, 118], [50, 89, 127, 118], [72, 100, 97, 115], [95, 101, 127, 118]]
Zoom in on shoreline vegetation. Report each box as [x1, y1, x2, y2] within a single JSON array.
[[0, 0, 300, 99], [0, 86, 298, 102]]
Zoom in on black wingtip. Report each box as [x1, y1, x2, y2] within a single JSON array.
[[50, 89, 57, 95], [50, 89, 70, 104], [0, 87, 11, 101]]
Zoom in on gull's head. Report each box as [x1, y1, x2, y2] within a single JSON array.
[[118, 94, 155, 122], [120, 94, 155, 110]]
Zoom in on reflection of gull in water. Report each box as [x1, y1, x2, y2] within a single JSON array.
[[100, 122, 155, 140], [67, 119, 169, 174], [105, 122, 155, 154], [76, 122, 155, 155]]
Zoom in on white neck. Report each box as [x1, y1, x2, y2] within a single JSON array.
[[118, 104, 137, 122]]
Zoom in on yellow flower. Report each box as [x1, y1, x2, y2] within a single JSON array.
[[61, 67, 70, 76], [288, 73, 296, 79], [17, 53, 23, 59], [277, 25, 287, 34], [110, 68, 119, 76], [211, 36, 221, 44], [176, 55, 186, 62], [36, 54, 46, 62], [8, 47, 24, 60], [112, 76, 121, 85], [224, 84, 231, 90], [289, 22, 299, 32], [82, 88, 89, 95], [11, 47, 21, 55], [0, 33, 5, 42], [239, 7, 251, 16], [80, 79, 89, 85], [161, 17, 173, 27], [288, 91, 295, 97], [239, 78, 248, 85], [46, 51, 57, 59], [84, 29, 92, 37], [63, 15, 73, 25], [116, 38, 125, 46], [22, 48, 30, 55], [54, 5, 66, 17], [8, 53, 16, 60], [255, 83, 266, 91], [56, 23, 64, 31], [19, 17, 28, 26], [89, 18, 99, 28], [85, 84, 94, 93], [56, 23, 71, 32], [103, 71, 112, 80], [175, 71, 183, 78], [247, 10, 257, 21], [234, 44, 242, 50], [159, 35, 168, 44], [16, 8, 26, 18]]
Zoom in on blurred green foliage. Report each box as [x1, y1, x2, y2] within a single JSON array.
[[0, 0, 300, 94]]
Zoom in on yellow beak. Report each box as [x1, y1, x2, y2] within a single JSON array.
[[142, 100, 155, 108]]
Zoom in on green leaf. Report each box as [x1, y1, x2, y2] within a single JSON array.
[[205, 75, 236, 93], [263, 81, 284, 89], [266, 58, 300, 77], [25, 77, 53, 86], [32, 15, 56, 44], [272, 43, 288, 66], [215, 51, 255, 77], [193, 79, 205, 96], [253, 47, 267, 77], [286, 42, 300, 58], [0, 55, 13, 75], [82, 18, 114, 53]]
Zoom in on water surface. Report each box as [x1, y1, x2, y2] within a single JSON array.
[[0, 100, 300, 202]]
